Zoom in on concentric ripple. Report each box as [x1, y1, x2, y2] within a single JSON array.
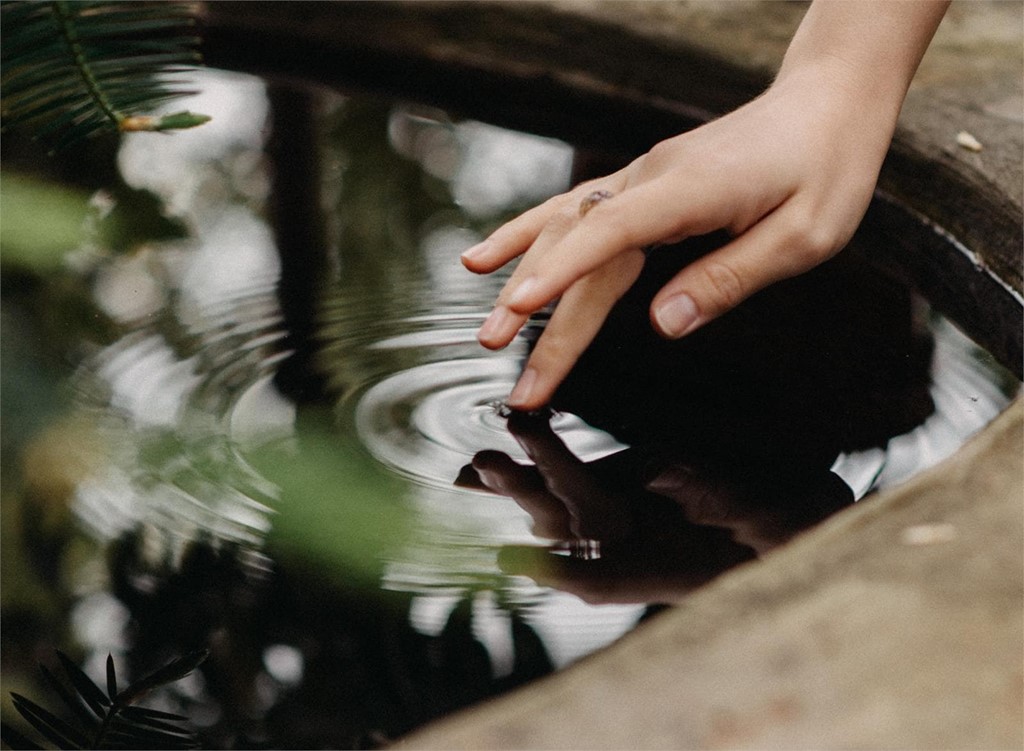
[[70, 288, 291, 549], [320, 277, 627, 490]]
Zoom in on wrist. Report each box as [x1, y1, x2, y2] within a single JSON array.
[[777, 0, 949, 109]]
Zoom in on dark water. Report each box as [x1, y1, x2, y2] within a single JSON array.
[[2, 70, 1018, 748]]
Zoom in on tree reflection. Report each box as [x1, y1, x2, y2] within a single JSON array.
[[107, 531, 552, 749]]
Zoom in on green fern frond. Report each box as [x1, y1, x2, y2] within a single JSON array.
[[1, 649, 208, 749], [1, 0, 210, 150]]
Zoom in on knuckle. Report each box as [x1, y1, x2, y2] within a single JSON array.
[[644, 137, 684, 168], [531, 328, 575, 368], [547, 205, 579, 234], [781, 207, 848, 268], [699, 260, 746, 310], [572, 177, 605, 195], [585, 203, 636, 245]]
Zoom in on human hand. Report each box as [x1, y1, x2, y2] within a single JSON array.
[[642, 459, 853, 556], [455, 414, 753, 604], [459, 414, 756, 604], [463, 74, 889, 410], [457, 414, 853, 603], [461, 0, 948, 411]]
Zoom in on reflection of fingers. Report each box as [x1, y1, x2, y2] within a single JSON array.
[[471, 452, 572, 539], [497, 546, 636, 605], [509, 418, 634, 541], [507, 418, 585, 488], [454, 463, 489, 491], [507, 250, 645, 410], [471, 450, 541, 494], [644, 463, 741, 525], [650, 203, 845, 338]]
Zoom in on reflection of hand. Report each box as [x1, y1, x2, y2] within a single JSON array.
[[457, 413, 852, 605], [461, 1, 948, 411], [642, 459, 853, 556]]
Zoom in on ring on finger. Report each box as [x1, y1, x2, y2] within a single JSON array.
[[579, 189, 614, 217]]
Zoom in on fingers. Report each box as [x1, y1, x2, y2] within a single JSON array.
[[644, 463, 742, 525], [460, 198, 563, 273], [470, 450, 573, 539], [508, 416, 634, 540], [461, 169, 632, 275], [496, 171, 753, 317], [649, 200, 845, 338], [507, 249, 645, 409], [477, 305, 529, 350], [475, 179, 633, 353], [496, 545, 631, 605]]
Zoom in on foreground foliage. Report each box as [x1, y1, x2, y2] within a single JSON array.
[[2, 649, 207, 750], [1, 1, 209, 150]]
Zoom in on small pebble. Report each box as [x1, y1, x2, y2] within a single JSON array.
[[901, 522, 958, 546], [956, 131, 983, 152]]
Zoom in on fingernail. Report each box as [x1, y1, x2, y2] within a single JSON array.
[[508, 367, 538, 408], [654, 293, 700, 338], [478, 306, 511, 344], [644, 464, 697, 492], [454, 464, 485, 489], [507, 277, 539, 309], [461, 240, 490, 264]]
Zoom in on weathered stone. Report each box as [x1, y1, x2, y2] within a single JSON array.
[[398, 397, 1024, 749]]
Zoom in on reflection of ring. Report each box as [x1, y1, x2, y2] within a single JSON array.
[[570, 539, 602, 560], [579, 189, 614, 217]]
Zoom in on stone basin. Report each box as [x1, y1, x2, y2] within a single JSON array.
[[199, 3, 1023, 746]]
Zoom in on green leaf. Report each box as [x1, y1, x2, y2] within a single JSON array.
[[256, 427, 416, 586], [0, 171, 91, 270], [55, 651, 110, 716], [105, 655, 118, 701], [0, 0, 209, 149], [112, 649, 208, 707], [10, 693, 89, 749]]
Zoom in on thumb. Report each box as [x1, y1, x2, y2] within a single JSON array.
[[649, 208, 836, 338]]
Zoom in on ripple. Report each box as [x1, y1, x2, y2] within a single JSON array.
[[71, 290, 289, 548], [335, 307, 627, 489]]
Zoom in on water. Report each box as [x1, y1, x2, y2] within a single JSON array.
[[2, 69, 1018, 748]]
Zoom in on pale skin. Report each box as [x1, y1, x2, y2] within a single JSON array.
[[461, 0, 951, 411]]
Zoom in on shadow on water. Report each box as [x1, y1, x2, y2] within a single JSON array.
[[1, 70, 1019, 748]]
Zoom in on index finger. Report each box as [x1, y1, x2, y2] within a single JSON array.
[[500, 171, 751, 314], [460, 197, 563, 273], [461, 171, 630, 274]]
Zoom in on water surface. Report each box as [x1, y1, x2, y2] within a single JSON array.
[[2, 69, 1017, 748]]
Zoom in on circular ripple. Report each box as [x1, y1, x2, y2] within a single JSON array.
[[353, 350, 627, 489], [71, 290, 289, 547]]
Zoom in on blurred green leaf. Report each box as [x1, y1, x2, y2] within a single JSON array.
[[0, 171, 90, 269], [96, 184, 187, 254], [255, 430, 415, 586]]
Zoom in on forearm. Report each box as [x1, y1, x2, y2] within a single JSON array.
[[777, 0, 949, 113]]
